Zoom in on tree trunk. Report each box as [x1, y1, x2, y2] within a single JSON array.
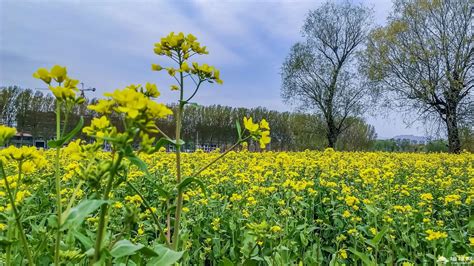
[[326, 117, 338, 149], [445, 106, 461, 153], [327, 133, 337, 149]]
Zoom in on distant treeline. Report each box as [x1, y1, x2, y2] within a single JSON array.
[[374, 135, 474, 153], [1, 86, 379, 151], [4, 86, 472, 152]]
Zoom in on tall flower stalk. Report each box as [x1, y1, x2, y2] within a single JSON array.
[[33, 65, 83, 265], [152, 32, 222, 249], [93, 151, 124, 261], [83, 83, 173, 262], [152, 32, 270, 250]]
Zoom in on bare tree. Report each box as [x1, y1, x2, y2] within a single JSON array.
[[362, 0, 473, 153], [281, 1, 372, 148], [0, 86, 20, 126]]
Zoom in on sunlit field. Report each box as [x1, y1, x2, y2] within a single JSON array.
[[1, 0, 473, 263], [1, 147, 472, 264]]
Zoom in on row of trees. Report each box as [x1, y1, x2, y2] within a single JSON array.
[[4, 86, 471, 152], [373, 133, 474, 153], [282, 0, 473, 153], [0, 86, 377, 151]]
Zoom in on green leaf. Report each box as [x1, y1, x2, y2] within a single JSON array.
[[300, 232, 308, 246], [235, 121, 242, 141], [171, 139, 185, 146], [48, 214, 58, 229], [149, 180, 171, 199], [177, 177, 207, 194], [0, 236, 13, 247], [153, 137, 185, 152], [328, 254, 337, 266], [139, 246, 159, 257], [372, 227, 389, 246], [348, 247, 375, 266], [364, 204, 378, 215], [125, 151, 171, 199], [71, 230, 94, 249], [154, 138, 172, 151], [468, 216, 474, 230], [110, 239, 144, 258], [365, 227, 388, 248], [48, 116, 84, 148], [147, 245, 184, 266], [220, 257, 234, 266], [126, 152, 149, 175], [61, 199, 108, 230]]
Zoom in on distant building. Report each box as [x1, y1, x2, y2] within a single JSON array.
[[8, 132, 46, 148]]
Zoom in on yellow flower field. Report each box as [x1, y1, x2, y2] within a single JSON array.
[[1, 147, 472, 264], [0, 31, 472, 265]]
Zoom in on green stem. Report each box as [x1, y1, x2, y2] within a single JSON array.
[[6, 218, 12, 266], [61, 105, 70, 136], [190, 139, 247, 178], [54, 101, 62, 266], [126, 181, 170, 247], [65, 180, 84, 212], [172, 51, 185, 250], [184, 80, 203, 103], [13, 161, 23, 199], [172, 103, 184, 250], [93, 152, 124, 262], [0, 162, 34, 265]]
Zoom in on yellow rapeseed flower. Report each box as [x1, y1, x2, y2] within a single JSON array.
[[243, 117, 259, 133], [0, 125, 16, 146], [32, 68, 52, 84], [425, 229, 448, 241], [50, 65, 67, 83], [270, 225, 282, 233], [338, 249, 348, 259]]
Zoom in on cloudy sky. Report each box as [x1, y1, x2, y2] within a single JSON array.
[[0, 0, 426, 138]]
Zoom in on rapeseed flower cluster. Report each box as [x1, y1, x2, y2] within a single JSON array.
[[0, 125, 16, 146], [152, 32, 222, 86], [33, 65, 83, 103], [0, 146, 46, 167], [243, 117, 271, 148], [425, 229, 448, 241], [85, 83, 172, 153]]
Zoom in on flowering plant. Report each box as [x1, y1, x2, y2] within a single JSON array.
[[8, 32, 272, 264]]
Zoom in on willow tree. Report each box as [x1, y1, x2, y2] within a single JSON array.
[[281, 1, 372, 148], [363, 0, 473, 153]]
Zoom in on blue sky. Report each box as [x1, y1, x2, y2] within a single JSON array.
[[0, 0, 426, 138]]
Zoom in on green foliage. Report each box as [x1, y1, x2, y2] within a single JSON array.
[[48, 117, 84, 148], [362, 0, 473, 153], [148, 245, 184, 266], [61, 199, 108, 230], [425, 140, 449, 153]]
